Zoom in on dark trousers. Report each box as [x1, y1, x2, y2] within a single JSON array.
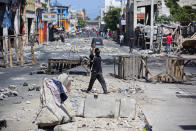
[[87, 72, 107, 93]]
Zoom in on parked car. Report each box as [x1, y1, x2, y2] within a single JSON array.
[[91, 37, 103, 45]]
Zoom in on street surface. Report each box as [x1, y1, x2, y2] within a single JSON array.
[[0, 38, 196, 131]]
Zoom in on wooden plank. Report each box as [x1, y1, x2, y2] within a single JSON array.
[[136, 56, 139, 78], [141, 58, 153, 77], [118, 56, 122, 78], [31, 41, 38, 65], [20, 36, 24, 66], [114, 56, 116, 75], [132, 56, 134, 77], [166, 58, 169, 82], [8, 37, 13, 68], [14, 36, 19, 65], [145, 57, 148, 81], [122, 57, 125, 79], [139, 57, 143, 78], [3, 36, 8, 65], [124, 57, 128, 79]]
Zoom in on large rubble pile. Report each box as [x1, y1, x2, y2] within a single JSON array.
[[32, 73, 149, 131]]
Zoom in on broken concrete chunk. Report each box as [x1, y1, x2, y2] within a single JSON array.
[[76, 98, 85, 117], [35, 86, 41, 91], [0, 119, 7, 128], [8, 85, 17, 91], [36, 107, 59, 127], [26, 101, 31, 104], [1, 89, 18, 97], [40, 63, 48, 70], [54, 123, 77, 131], [36, 77, 74, 127], [11, 91, 18, 96], [23, 82, 28, 86], [84, 95, 116, 118], [0, 89, 5, 92], [0, 94, 4, 100], [32, 84, 41, 91], [120, 98, 136, 120], [28, 87, 35, 91]]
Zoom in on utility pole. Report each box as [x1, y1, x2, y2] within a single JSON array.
[[150, 0, 154, 49], [47, 0, 50, 44]]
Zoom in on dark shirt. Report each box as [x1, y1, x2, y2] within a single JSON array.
[[92, 56, 102, 73], [52, 79, 68, 103]]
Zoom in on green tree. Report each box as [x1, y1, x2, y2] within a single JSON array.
[[94, 16, 100, 20], [166, 0, 196, 21], [77, 17, 86, 28], [104, 8, 121, 31], [85, 16, 90, 21], [155, 15, 174, 24]]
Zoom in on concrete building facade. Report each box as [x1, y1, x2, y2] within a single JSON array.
[[100, 0, 127, 28]]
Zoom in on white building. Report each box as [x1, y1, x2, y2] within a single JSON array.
[[100, 0, 127, 25]]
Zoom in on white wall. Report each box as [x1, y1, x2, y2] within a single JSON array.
[[179, 0, 196, 7]]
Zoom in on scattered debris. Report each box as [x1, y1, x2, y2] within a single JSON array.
[[30, 70, 46, 75], [8, 85, 17, 91], [119, 88, 144, 95], [0, 119, 7, 129], [26, 101, 31, 104], [40, 63, 48, 70], [0, 88, 18, 100], [28, 84, 41, 91], [23, 82, 28, 87], [28, 86, 35, 91]]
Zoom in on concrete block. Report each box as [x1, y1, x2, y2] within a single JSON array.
[[114, 99, 120, 118], [76, 98, 85, 117], [84, 95, 116, 118], [120, 98, 136, 119], [54, 123, 77, 131]]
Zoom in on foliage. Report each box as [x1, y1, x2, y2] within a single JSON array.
[[85, 16, 90, 21], [42, 3, 48, 10], [155, 15, 174, 24], [77, 17, 86, 28], [104, 8, 121, 31], [166, 0, 196, 21], [94, 16, 100, 20]]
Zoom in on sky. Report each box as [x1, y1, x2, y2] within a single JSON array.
[[50, 0, 105, 20]]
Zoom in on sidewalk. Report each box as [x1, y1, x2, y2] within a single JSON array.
[[140, 82, 196, 131]]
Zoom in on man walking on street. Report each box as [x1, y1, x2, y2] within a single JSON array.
[[86, 48, 107, 94], [166, 33, 173, 54], [120, 34, 124, 46]]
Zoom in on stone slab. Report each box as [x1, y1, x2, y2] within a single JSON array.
[[120, 98, 136, 119], [84, 95, 116, 118], [54, 123, 77, 131], [76, 98, 85, 117]]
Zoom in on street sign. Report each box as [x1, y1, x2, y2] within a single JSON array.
[[121, 20, 126, 25], [42, 12, 57, 22]]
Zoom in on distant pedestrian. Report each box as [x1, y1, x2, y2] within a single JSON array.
[[129, 36, 134, 53], [166, 33, 173, 54], [60, 32, 65, 42], [86, 48, 107, 94], [35, 34, 39, 45], [120, 34, 124, 46]]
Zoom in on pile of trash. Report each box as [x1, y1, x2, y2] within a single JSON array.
[[119, 87, 144, 96]]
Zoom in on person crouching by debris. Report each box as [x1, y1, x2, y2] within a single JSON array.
[[86, 48, 108, 94], [166, 33, 173, 54], [89, 42, 96, 69]]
